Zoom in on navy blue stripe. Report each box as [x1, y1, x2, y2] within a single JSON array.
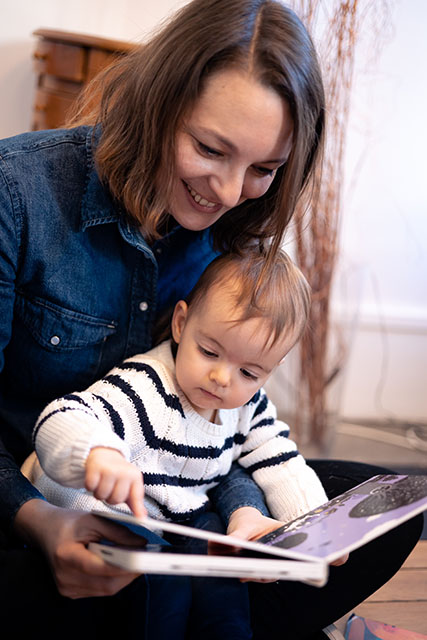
[[63, 393, 96, 409], [117, 362, 185, 416], [155, 499, 210, 523], [144, 470, 227, 488], [251, 417, 275, 430], [245, 450, 299, 474], [105, 374, 236, 459], [276, 429, 289, 439], [93, 394, 125, 439], [252, 392, 268, 418], [233, 432, 247, 445]]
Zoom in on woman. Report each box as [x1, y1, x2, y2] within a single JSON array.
[[0, 1, 421, 638]]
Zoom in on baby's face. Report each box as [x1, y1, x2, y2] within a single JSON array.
[[172, 286, 292, 421]]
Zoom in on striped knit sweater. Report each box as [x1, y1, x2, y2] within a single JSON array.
[[32, 340, 328, 523]]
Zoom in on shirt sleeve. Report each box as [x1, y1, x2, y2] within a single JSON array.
[[33, 389, 131, 489], [237, 390, 328, 523], [208, 462, 270, 525], [0, 160, 45, 530]]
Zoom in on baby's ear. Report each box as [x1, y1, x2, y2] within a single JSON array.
[[171, 300, 188, 344]]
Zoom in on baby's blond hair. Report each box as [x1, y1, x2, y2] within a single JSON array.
[[186, 250, 311, 352]]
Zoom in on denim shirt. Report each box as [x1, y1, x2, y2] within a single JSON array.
[[0, 126, 268, 530]]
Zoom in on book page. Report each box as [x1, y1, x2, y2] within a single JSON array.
[[258, 475, 427, 563]]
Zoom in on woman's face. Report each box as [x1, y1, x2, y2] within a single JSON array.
[[168, 68, 293, 231]]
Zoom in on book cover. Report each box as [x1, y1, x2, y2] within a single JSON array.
[[345, 614, 427, 639]]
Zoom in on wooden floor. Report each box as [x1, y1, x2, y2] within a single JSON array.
[[336, 540, 427, 636]]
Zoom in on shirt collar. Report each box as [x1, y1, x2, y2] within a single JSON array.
[[79, 126, 120, 230], [77, 127, 210, 252]]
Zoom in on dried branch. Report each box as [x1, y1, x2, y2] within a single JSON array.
[[289, 0, 391, 444]]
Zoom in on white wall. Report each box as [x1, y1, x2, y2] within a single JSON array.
[[332, 0, 427, 423], [1, 0, 425, 423]]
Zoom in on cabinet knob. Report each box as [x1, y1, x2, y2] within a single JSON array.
[[33, 51, 48, 61]]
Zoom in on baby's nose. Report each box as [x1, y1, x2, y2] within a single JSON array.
[[211, 365, 231, 387]]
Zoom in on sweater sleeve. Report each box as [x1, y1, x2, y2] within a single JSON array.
[[237, 390, 328, 523], [33, 391, 130, 489]]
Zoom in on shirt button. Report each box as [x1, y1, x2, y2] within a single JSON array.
[[139, 301, 148, 312], [156, 248, 162, 255], [50, 335, 61, 346]]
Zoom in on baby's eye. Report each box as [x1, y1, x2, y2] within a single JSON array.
[[199, 346, 217, 358], [240, 369, 257, 380]]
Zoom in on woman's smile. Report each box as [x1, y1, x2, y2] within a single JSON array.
[[185, 182, 219, 209], [183, 181, 223, 215]]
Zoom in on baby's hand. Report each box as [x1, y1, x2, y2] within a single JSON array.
[[226, 506, 285, 583], [85, 447, 146, 518], [227, 506, 283, 542], [228, 508, 350, 573], [330, 553, 349, 566]]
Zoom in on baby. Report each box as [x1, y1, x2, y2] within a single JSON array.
[[27, 249, 330, 640], [30, 250, 328, 525]]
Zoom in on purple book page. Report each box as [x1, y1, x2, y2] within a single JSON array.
[[258, 475, 427, 563]]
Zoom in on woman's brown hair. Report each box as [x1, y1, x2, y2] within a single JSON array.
[[69, 0, 325, 259]]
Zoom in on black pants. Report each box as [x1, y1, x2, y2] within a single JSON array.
[[0, 460, 423, 640]]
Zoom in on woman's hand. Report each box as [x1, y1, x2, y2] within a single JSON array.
[[13, 498, 144, 599], [85, 447, 146, 518]]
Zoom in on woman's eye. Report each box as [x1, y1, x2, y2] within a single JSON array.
[[197, 141, 222, 157], [241, 369, 257, 380], [253, 166, 275, 177]]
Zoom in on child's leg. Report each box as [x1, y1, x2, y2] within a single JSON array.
[[174, 511, 252, 640], [128, 525, 192, 640], [144, 574, 192, 640], [189, 570, 252, 640]]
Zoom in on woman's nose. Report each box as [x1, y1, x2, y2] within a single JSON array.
[[211, 170, 245, 209]]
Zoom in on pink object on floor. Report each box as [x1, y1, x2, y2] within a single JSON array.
[[345, 614, 427, 640]]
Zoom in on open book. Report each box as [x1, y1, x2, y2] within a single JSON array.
[[89, 474, 427, 586]]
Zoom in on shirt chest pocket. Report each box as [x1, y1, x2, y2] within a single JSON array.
[[11, 294, 118, 397]]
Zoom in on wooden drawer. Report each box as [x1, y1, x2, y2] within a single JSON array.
[[87, 48, 117, 81], [32, 88, 76, 130], [31, 28, 135, 131], [33, 40, 86, 83]]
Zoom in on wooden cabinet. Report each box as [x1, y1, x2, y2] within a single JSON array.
[[32, 28, 135, 130]]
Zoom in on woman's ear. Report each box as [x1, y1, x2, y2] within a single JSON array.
[[171, 300, 188, 344]]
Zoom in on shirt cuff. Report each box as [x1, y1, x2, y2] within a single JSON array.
[[0, 469, 45, 533], [208, 463, 270, 525]]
